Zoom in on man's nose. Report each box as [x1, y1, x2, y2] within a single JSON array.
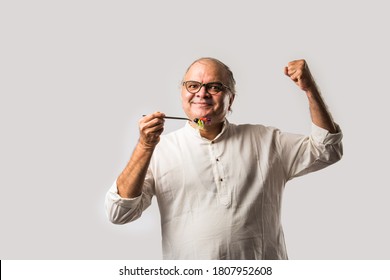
[[196, 85, 211, 97]]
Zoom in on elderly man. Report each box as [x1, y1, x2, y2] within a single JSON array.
[[105, 57, 343, 259]]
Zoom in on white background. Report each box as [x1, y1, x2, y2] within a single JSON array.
[[1, 0, 389, 259]]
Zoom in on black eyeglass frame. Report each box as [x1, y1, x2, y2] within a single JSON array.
[[182, 81, 231, 95]]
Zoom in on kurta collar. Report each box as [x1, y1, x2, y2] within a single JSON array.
[[184, 119, 229, 142]]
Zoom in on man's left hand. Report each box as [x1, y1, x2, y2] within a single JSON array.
[[284, 59, 317, 92]]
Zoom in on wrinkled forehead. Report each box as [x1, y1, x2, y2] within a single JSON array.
[[184, 59, 228, 82]]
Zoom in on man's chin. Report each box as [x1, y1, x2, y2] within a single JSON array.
[[193, 113, 212, 120], [191, 107, 212, 115]]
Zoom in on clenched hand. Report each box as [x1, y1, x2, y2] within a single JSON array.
[[284, 59, 317, 92], [139, 112, 165, 149]]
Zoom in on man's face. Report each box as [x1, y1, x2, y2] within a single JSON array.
[[181, 60, 234, 125]]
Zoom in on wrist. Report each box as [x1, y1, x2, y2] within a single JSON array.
[[137, 139, 157, 152]]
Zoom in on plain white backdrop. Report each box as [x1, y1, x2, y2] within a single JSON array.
[[1, 0, 389, 259]]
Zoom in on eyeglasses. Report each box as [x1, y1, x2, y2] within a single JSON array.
[[182, 81, 230, 95]]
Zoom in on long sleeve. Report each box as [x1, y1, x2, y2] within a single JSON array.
[[105, 169, 155, 224], [277, 123, 343, 181]]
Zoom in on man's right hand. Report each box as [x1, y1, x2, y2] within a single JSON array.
[[138, 112, 166, 149]]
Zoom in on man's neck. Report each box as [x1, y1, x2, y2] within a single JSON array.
[[197, 121, 224, 140]]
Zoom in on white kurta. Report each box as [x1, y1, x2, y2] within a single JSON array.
[[106, 120, 343, 259]]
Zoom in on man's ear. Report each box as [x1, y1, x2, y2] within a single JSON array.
[[228, 94, 235, 112]]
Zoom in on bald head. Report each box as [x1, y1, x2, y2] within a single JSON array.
[[183, 57, 236, 96]]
